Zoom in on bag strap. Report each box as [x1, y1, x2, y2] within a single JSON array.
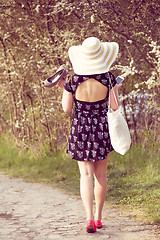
[[108, 73, 119, 109]]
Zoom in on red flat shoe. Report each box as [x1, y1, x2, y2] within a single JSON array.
[[95, 220, 102, 229], [86, 220, 96, 233]]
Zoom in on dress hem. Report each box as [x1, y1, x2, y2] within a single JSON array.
[[66, 150, 113, 162]]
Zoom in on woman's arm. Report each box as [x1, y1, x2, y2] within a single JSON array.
[[62, 89, 73, 114], [109, 84, 120, 111], [58, 78, 74, 114]]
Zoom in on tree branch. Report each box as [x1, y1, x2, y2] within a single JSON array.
[[86, 0, 155, 69]]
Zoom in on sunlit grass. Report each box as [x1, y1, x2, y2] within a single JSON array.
[[0, 136, 80, 194], [107, 145, 160, 223]]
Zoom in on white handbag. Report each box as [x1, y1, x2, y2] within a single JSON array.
[[107, 75, 131, 155]]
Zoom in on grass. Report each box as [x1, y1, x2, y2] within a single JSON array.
[[0, 136, 80, 194], [107, 144, 160, 224], [0, 135, 159, 225]]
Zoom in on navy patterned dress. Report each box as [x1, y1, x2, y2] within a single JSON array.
[[64, 72, 117, 162]]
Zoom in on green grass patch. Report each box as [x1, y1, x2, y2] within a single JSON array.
[[107, 144, 160, 224], [0, 136, 159, 224], [0, 136, 80, 195]]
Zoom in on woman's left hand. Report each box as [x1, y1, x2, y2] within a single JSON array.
[[117, 83, 122, 89]]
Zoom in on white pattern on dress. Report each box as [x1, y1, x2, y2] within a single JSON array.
[[83, 76, 90, 81], [73, 136, 77, 142], [95, 104, 100, 108], [88, 118, 92, 124], [93, 118, 98, 125], [100, 147, 105, 155], [70, 143, 75, 150], [74, 76, 79, 82], [73, 119, 78, 125], [72, 85, 77, 91], [95, 75, 101, 80], [68, 150, 74, 158], [78, 112, 81, 118], [82, 134, 88, 141], [100, 116, 106, 123], [85, 125, 90, 132], [92, 126, 96, 132], [77, 151, 83, 159], [98, 132, 103, 139], [72, 126, 75, 134], [101, 79, 108, 85], [85, 150, 89, 156], [93, 110, 99, 115], [81, 117, 86, 124], [78, 125, 83, 133], [99, 123, 103, 131], [77, 141, 84, 149], [87, 142, 91, 148], [98, 156, 104, 160], [103, 140, 107, 146], [85, 105, 91, 110], [77, 102, 83, 108], [104, 132, 108, 138], [105, 73, 109, 78], [91, 150, 96, 157], [90, 134, 95, 141], [102, 102, 107, 108], [93, 142, 99, 149]]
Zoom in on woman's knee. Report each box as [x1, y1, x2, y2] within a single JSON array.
[[94, 171, 107, 181], [78, 161, 95, 177], [94, 157, 108, 179]]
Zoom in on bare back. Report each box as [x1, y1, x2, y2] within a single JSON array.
[[75, 78, 108, 102]]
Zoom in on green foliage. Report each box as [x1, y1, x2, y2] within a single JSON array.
[[0, 0, 160, 150], [0, 135, 80, 194], [108, 144, 160, 223]]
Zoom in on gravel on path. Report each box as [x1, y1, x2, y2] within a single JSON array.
[[0, 173, 159, 240]]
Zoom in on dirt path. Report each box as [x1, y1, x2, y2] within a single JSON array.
[[0, 173, 159, 240]]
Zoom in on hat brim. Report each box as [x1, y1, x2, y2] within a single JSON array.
[[69, 42, 119, 75]]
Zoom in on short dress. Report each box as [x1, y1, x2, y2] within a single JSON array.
[[64, 72, 117, 162]]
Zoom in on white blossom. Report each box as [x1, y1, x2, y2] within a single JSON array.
[[91, 15, 95, 23], [35, 5, 40, 13]]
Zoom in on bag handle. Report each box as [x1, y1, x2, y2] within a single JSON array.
[[108, 73, 119, 109]]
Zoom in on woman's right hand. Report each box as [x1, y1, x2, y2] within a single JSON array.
[[58, 78, 65, 89]]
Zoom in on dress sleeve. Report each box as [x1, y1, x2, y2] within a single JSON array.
[[64, 76, 72, 92], [108, 72, 117, 89]]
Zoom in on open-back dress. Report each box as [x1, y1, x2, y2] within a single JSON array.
[[64, 72, 116, 162]]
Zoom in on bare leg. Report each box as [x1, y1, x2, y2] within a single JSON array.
[[94, 155, 109, 221], [78, 161, 95, 221]]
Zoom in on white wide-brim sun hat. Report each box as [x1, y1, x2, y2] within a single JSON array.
[[68, 37, 119, 75]]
